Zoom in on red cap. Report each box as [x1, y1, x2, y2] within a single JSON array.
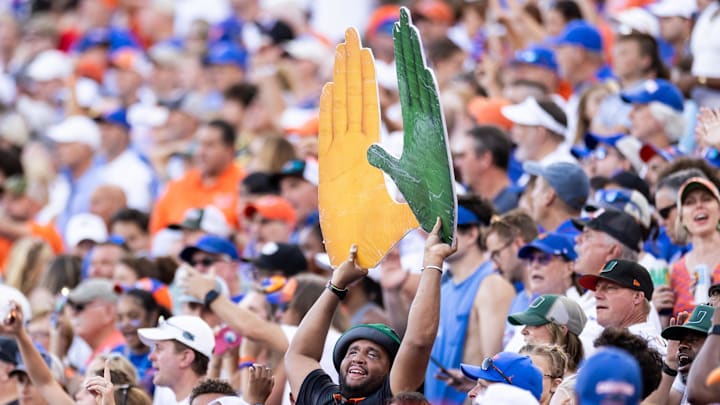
[[467, 97, 514, 131], [414, 0, 455, 25], [244, 195, 297, 226]]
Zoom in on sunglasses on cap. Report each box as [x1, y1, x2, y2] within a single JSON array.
[[482, 357, 513, 384], [160, 317, 195, 342]]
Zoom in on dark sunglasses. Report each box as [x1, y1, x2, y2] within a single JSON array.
[[523, 253, 554, 266], [658, 204, 675, 220], [482, 357, 513, 384], [190, 257, 221, 267], [68, 301, 95, 313], [116, 384, 130, 405]]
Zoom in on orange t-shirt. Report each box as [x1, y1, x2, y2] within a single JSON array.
[[0, 221, 64, 274], [150, 164, 246, 234]]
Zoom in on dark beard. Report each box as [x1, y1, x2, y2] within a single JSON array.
[[339, 374, 385, 399]]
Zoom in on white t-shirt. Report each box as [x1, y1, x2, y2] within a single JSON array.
[[152, 386, 189, 405], [101, 149, 155, 212], [628, 321, 668, 357], [280, 325, 341, 405]]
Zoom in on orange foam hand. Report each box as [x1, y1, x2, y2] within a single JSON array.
[[318, 28, 419, 269]]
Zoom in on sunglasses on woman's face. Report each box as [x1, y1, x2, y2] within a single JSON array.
[[657, 204, 675, 220]]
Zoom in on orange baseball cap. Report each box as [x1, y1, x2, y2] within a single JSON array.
[[467, 97, 513, 131], [244, 195, 297, 226], [414, 0, 455, 25]]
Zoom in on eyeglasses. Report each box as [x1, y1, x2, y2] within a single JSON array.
[[523, 253, 554, 266], [190, 257, 227, 268], [489, 239, 514, 262], [657, 204, 675, 220], [161, 318, 195, 342], [68, 301, 100, 313], [482, 357, 513, 384]]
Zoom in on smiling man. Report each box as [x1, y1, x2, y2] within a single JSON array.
[[657, 304, 714, 405], [579, 259, 667, 356], [285, 220, 456, 404]]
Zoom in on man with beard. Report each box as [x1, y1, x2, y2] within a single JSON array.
[[285, 219, 456, 404], [656, 304, 714, 405]]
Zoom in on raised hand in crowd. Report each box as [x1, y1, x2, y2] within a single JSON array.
[[244, 364, 275, 405], [82, 360, 116, 405]]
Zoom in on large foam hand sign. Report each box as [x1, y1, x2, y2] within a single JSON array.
[[318, 28, 419, 269], [367, 7, 457, 245]]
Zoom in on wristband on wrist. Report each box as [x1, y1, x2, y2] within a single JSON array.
[[662, 362, 678, 377], [421, 265, 443, 273], [204, 289, 221, 309], [239, 361, 255, 370], [326, 281, 348, 300]]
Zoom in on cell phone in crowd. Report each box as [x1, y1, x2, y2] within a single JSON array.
[[430, 355, 453, 378]]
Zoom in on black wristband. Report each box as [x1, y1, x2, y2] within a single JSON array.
[[326, 281, 348, 300], [662, 362, 678, 377], [203, 289, 220, 309]]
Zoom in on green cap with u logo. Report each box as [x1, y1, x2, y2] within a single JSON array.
[[507, 294, 588, 336], [661, 304, 715, 340]]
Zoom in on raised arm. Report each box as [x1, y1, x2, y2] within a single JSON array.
[[0, 302, 74, 405], [179, 268, 288, 352], [687, 306, 720, 404], [390, 219, 456, 394], [284, 245, 367, 397]]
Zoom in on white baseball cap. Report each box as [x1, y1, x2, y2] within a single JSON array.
[[26, 50, 72, 82], [168, 205, 230, 237], [138, 315, 215, 358], [649, 0, 697, 19], [47, 115, 101, 150], [0, 285, 32, 322], [501, 97, 567, 135], [65, 213, 108, 248], [208, 397, 247, 405]]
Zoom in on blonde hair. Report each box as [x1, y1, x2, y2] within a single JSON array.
[[251, 135, 297, 173], [4, 238, 54, 296], [545, 322, 584, 372], [87, 353, 138, 384], [520, 343, 568, 379]]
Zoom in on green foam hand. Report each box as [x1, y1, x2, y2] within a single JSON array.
[[366, 7, 457, 245]]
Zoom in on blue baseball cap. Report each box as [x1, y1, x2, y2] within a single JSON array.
[[552, 20, 603, 53], [583, 133, 625, 150], [461, 352, 543, 400], [97, 109, 130, 131], [457, 205, 481, 226], [517, 232, 577, 261], [179, 235, 240, 263], [576, 348, 642, 405], [620, 79, 684, 112], [74, 27, 140, 53], [206, 41, 247, 70], [523, 161, 590, 211], [512, 46, 558, 72]]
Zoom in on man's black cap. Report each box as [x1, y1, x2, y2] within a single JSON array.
[[572, 209, 643, 252], [579, 259, 654, 300], [242, 242, 307, 277], [0, 337, 18, 365]]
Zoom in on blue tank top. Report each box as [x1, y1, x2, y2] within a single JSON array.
[[424, 260, 495, 405]]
